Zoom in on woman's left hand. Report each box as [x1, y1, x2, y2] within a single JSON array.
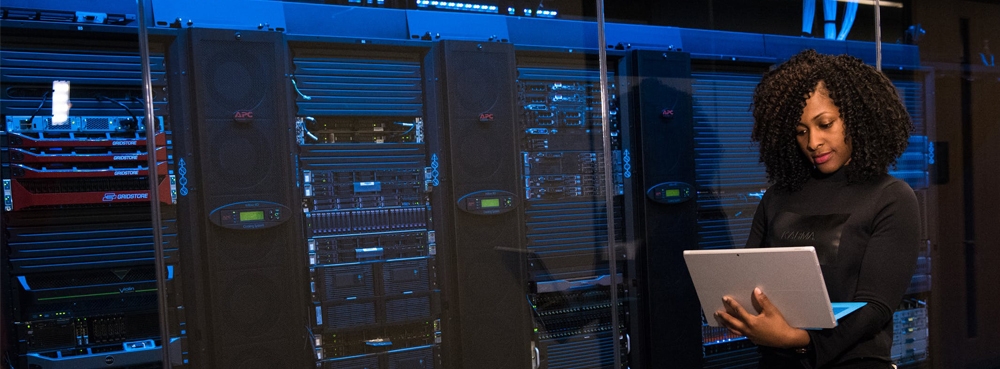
[[713, 287, 811, 349]]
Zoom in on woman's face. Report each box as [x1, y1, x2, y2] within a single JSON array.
[[797, 82, 852, 174]]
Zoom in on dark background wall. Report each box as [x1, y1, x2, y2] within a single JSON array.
[[522, 0, 912, 42], [910, 1, 1000, 368]]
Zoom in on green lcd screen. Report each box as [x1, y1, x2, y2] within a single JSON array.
[[481, 198, 500, 208], [665, 189, 681, 197], [240, 210, 265, 222]]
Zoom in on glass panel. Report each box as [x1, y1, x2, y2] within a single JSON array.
[[0, 1, 176, 368], [147, 1, 617, 368], [597, 2, 942, 369], [3, 1, 998, 369]]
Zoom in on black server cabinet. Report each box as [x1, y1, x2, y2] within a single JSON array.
[[619, 50, 703, 369], [425, 40, 534, 369], [167, 28, 311, 369]]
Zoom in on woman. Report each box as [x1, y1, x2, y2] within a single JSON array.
[[714, 49, 920, 368]]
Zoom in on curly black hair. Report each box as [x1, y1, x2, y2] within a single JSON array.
[[750, 49, 912, 191]]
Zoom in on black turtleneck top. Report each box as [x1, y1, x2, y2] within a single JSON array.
[[745, 168, 920, 368]]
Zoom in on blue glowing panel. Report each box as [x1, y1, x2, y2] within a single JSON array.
[[406, 9, 509, 41]]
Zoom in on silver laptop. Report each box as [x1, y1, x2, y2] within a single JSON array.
[[683, 246, 865, 329]]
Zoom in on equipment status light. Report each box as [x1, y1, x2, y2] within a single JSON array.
[[211, 201, 291, 229], [457, 190, 517, 215], [646, 181, 693, 205], [240, 210, 265, 222]]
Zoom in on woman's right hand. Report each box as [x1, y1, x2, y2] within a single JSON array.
[[714, 287, 811, 349]]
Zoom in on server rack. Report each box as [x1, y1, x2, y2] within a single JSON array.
[[290, 43, 440, 369], [689, 64, 769, 368], [887, 75, 933, 368], [515, 52, 629, 369], [0, 30, 179, 368]]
